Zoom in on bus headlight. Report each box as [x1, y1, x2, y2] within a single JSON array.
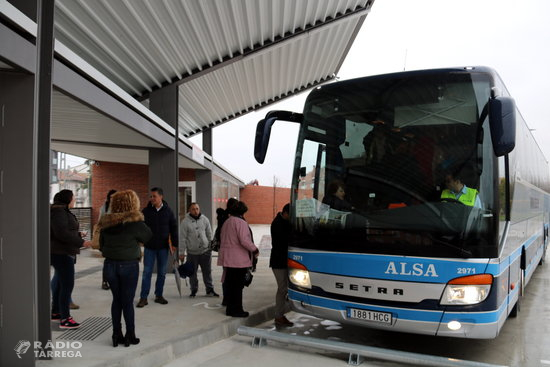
[[440, 274, 493, 305], [288, 259, 311, 289]]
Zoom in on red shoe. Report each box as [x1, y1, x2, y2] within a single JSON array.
[[60, 317, 81, 329]]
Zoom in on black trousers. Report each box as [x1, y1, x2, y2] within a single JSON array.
[[225, 267, 247, 315]]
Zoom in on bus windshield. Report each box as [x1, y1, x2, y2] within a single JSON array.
[[293, 71, 498, 258]]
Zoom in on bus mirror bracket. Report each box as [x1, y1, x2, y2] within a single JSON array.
[[254, 111, 303, 164], [489, 96, 516, 156]]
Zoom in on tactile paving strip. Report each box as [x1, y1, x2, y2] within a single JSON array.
[[58, 316, 112, 340]]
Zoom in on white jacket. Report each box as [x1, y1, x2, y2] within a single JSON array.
[[179, 213, 213, 255]]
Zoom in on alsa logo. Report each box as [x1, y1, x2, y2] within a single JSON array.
[[384, 261, 439, 278]]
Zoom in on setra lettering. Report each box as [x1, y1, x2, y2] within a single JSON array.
[[334, 282, 403, 296]]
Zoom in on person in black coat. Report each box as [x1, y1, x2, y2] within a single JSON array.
[[270, 203, 294, 327], [50, 189, 92, 329], [137, 187, 178, 307]]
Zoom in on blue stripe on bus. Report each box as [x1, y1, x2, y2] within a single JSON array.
[[289, 251, 488, 282], [289, 232, 540, 283]]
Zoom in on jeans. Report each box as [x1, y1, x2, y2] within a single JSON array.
[[104, 259, 139, 333], [140, 248, 169, 299], [51, 270, 74, 305], [187, 252, 214, 293], [50, 254, 75, 320]]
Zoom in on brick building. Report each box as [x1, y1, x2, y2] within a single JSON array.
[[92, 162, 290, 226], [239, 185, 291, 224]]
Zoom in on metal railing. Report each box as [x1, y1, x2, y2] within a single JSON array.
[[237, 326, 507, 367]]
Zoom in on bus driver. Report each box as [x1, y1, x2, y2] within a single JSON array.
[[441, 171, 482, 208]]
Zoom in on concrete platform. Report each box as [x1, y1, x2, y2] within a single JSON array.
[[37, 225, 276, 367]]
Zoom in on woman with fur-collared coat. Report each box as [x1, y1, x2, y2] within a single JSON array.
[[98, 190, 152, 347]]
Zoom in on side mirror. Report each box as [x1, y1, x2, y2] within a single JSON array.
[[253, 111, 303, 164], [254, 117, 277, 164], [489, 96, 516, 156]]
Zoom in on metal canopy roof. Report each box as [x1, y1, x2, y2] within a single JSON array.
[[54, 0, 374, 137]]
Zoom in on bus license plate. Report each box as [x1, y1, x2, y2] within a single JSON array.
[[347, 308, 392, 324]]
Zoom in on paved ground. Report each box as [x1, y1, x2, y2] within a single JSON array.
[[36, 223, 549, 367], [37, 225, 276, 367], [166, 259, 550, 367]]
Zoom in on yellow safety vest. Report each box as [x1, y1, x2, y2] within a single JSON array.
[[440, 187, 478, 207]]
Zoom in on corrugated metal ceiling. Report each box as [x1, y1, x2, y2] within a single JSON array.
[[177, 17, 360, 135], [54, 0, 373, 137]]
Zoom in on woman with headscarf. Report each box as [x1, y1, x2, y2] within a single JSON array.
[[98, 190, 152, 347], [50, 189, 92, 329]]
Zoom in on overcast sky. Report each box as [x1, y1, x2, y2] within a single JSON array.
[[191, 0, 550, 187], [65, 0, 550, 188]]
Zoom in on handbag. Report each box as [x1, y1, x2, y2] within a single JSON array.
[[91, 224, 101, 250], [243, 268, 253, 287], [210, 238, 220, 252]]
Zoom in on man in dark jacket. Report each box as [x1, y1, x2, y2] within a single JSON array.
[[270, 203, 294, 327], [137, 187, 178, 307]]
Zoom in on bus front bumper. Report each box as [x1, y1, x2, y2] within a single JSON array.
[[289, 290, 501, 339]]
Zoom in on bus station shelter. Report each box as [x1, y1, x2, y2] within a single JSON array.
[[0, 0, 374, 365]]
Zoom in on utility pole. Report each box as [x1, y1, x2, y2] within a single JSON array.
[[272, 175, 279, 218]]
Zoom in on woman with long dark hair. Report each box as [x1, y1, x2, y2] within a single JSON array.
[[50, 189, 92, 329]]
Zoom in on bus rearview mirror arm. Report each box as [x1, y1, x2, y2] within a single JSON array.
[[254, 111, 303, 164]]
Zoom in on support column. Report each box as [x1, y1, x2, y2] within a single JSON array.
[[0, 74, 38, 367], [149, 84, 179, 238], [148, 149, 178, 210], [195, 170, 213, 223], [202, 128, 213, 156], [35, 0, 56, 360], [0, 0, 54, 365]]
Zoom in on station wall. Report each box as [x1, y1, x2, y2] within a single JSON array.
[[91, 161, 290, 225], [91, 161, 195, 223]]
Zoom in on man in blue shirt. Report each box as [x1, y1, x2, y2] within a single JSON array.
[[441, 172, 482, 208]]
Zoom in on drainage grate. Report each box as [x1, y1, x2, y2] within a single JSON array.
[[58, 316, 112, 341]]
